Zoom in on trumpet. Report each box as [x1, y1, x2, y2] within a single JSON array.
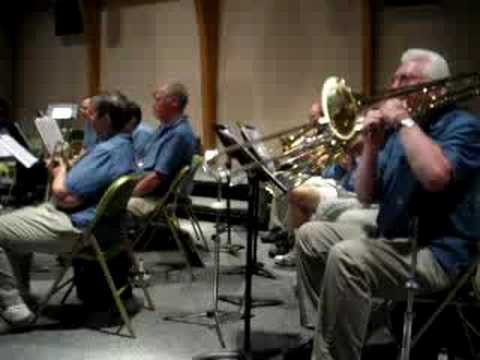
[[207, 72, 480, 195]]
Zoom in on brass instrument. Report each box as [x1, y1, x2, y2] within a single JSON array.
[[206, 72, 480, 195]]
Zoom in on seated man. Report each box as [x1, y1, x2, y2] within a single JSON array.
[[79, 96, 96, 152], [124, 100, 154, 167], [0, 93, 135, 327], [294, 49, 480, 360], [128, 81, 198, 218]]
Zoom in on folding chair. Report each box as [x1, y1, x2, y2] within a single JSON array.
[[133, 163, 204, 281], [172, 155, 209, 251], [34, 174, 155, 338], [397, 255, 480, 359]]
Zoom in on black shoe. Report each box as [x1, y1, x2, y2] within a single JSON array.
[[261, 227, 284, 244], [283, 338, 313, 360]]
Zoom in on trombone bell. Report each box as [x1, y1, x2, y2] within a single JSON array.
[[322, 76, 363, 141]]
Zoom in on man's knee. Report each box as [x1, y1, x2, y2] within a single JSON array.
[[328, 240, 368, 273], [296, 221, 331, 258]]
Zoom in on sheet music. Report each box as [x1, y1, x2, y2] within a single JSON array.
[[34, 116, 64, 155], [0, 134, 38, 168]]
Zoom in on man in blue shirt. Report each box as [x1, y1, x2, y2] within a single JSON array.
[[80, 96, 97, 152], [293, 49, 480, 360], [0, 93, 135, 328], [128, 81, 197, 218], [123, 100, 154, 166]]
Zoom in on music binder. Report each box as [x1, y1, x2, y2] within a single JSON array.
[[216, 124, 287, 193], [0, 134, 38, 169], [34, 116, 65, 156]]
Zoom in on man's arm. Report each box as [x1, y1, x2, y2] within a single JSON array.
[[355, 110, 385, 204], [398, 125, 452, 191], [50, 161, 85, 209], [381, 99, 452, 192], [133, 172, 165, 197]]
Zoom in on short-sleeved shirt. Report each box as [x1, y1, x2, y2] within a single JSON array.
[[132, 121, 154, 164], [83, 120, 97, 151], [321, 161, 357, 192], [140, 116, 197, 194], [376, 107, 480, 275], [66, 133, 136, 228]]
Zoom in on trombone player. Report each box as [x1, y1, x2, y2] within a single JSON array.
[[291, 49, 480, 360]]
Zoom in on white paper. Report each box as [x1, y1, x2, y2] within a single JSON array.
[[0, 134, 38, 168], [34, 116, 64, 155], [51, 106, 74, 120]]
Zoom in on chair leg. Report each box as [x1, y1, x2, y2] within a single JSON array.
[[189, 207, 208, 252], [165, 214, 194, 282], [33, 263, 72, 324], [90, 236, 136, 338], [124, 238, 155, 311], [412, 263, 477, 348]]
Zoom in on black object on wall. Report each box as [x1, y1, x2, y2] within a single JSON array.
[[54, 0, 84, 36], [384, 0, 441, 6]]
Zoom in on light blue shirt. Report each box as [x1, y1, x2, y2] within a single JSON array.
[[82, 120, 97, 151], [132, 122, 154, 165], [141, 116, 197, 193], [66, 133, 136, 228]]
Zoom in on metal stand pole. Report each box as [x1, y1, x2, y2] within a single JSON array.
[[219, 176, 283, 312], [400, 218, 419, 360], [219, 157, 244, 255], [163, 177, 241, 348]]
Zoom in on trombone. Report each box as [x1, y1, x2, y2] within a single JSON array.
[[206, 72, 480, 194]]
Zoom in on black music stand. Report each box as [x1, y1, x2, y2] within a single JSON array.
[[193, 126, 286, 360], [216, 125, 280, 281]]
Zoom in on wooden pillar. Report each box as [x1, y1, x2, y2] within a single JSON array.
[[195, 0, 220, 149], [82, 0, 102, 96], [362, 0, 374, 96]]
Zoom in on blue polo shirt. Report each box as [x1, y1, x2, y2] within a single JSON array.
[[66, 133, 136, 228], [83, 120, 97, 151], [322, 161, 357, 192], [141, 116, 197, 193], [376, 107, 480, 275], [132, 121, 154, 164]]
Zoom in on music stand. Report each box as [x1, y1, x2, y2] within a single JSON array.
[[213, 125, 244, 256], [194, 125, 286, 360], [216, 125, 284, 280]]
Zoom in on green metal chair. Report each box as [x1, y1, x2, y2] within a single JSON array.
[[34, 174, 155, 338], [172, 155, 208, 251], [134, 160, 204, 281]]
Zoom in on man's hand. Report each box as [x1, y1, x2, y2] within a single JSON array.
[[47, 156, 67, 178], [362, 109, 386, 150], [380, 98, 410, 127]]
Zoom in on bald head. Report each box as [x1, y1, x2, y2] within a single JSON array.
[[152, 81, 189, 123]]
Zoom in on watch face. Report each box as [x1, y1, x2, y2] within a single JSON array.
[[401, 118, 415, 128]]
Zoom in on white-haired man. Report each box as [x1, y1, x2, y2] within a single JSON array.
[[128, 81, 197, 218], [291, 49, 480, 359]]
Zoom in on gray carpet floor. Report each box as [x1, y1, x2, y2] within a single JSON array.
[[0, 222, 306, 360]]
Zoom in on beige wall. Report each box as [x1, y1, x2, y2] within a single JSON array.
[[375, 1, 480, 89], [100, 0, 202, 132], [11, 0, 480, 143], [14, 10, 87, 135], [218, 0, 363, 139]]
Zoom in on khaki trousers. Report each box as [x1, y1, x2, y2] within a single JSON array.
[[296, 221, 453, 360], [0, 203, 82, 307]]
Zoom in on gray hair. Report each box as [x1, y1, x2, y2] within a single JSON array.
[[164, 81, 189, 111], [401, 48, 450, 80]]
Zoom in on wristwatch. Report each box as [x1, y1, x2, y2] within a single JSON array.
[[399, 117, 416, 129]]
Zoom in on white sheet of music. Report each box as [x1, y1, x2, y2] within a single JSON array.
[[34, 116, 64, 155], [0, 134, 38, 168]]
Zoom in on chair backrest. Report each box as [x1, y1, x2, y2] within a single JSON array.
[[177, 154, 203, 197], [89, 174, 140, 232]]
